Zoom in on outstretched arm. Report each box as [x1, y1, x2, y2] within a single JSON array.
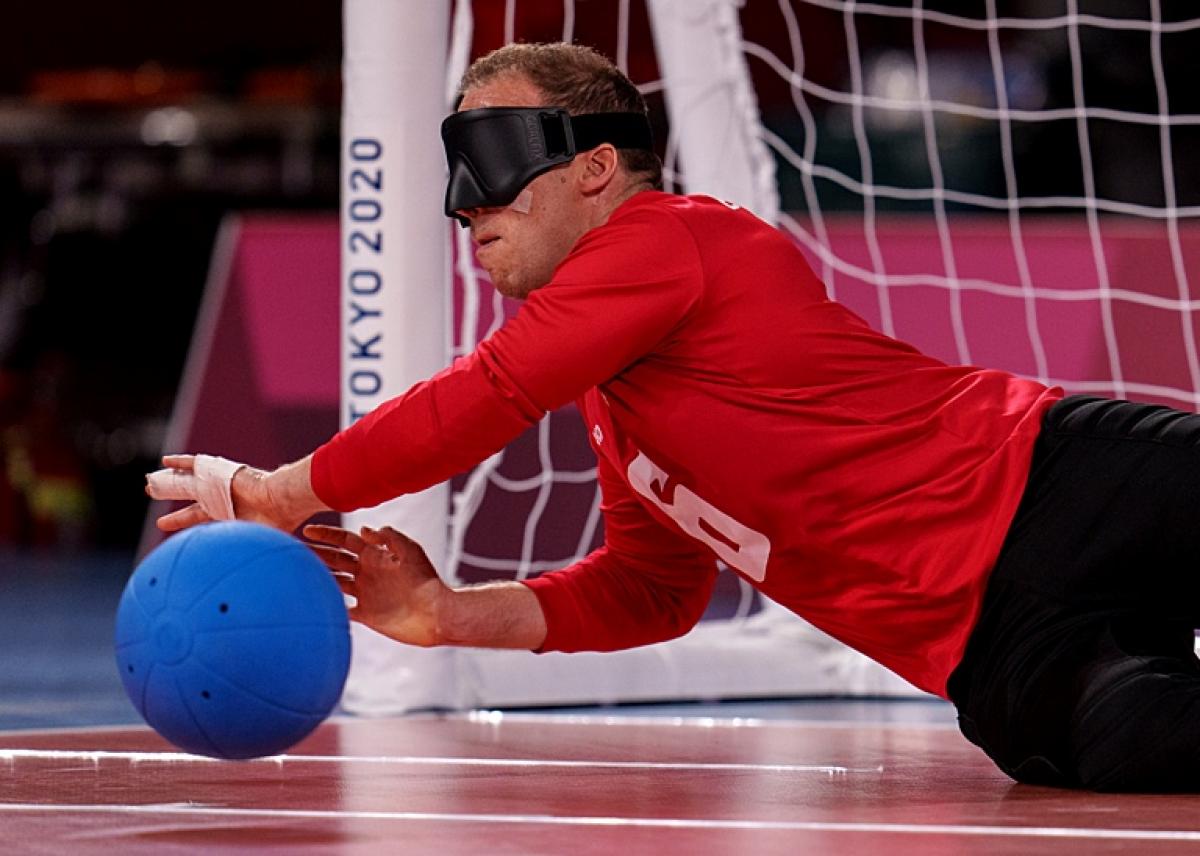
[[151, 204, 701, 531], [301, 453, 717, 653]]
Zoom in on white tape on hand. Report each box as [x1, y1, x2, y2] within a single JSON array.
[[145, 454, 245, 521]]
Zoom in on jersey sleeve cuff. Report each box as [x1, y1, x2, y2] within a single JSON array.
[[310, 442, 356, 513], [520, 574, 581, 653]]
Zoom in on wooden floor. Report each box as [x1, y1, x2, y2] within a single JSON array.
[[3, 713, 1200, 854]]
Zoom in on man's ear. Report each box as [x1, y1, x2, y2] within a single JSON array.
[[578, 144, 620, 196]]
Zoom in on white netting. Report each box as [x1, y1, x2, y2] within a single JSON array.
[[744, 0, 1200, 406], [347, 0, 1200, 711]]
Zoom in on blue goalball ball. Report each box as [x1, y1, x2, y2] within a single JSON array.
[[115, 521, 351, 759]]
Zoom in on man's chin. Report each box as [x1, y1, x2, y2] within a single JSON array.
[[488, 272, 543, 301], [495, 282, 533, 301]]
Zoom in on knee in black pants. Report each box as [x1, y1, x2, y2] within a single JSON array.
[[1069, 651, 1200, 792]]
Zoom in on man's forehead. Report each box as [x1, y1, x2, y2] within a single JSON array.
[[457, 73, 548, 111]]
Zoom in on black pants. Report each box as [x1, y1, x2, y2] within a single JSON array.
[[947, 395, 1200, 792]]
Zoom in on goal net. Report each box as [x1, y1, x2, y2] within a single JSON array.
[[339, 0, 1200, 713]]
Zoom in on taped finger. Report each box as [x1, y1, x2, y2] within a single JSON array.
[[146, 468, 198, 502], [146, 454, 244, 522], [192, 454, 243, 520]]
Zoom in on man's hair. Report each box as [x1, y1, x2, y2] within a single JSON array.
[[457, 42, 663, 190]]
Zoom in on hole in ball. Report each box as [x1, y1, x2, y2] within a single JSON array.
[[219, 603, 229, 613], [201, 690, 211, 700], [149, 578, 157, 586], [127, 665, 134, 673]]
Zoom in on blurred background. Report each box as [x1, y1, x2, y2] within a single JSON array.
[[0, 1, 341, 552]]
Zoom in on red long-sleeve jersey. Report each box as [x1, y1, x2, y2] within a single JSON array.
[[312, 191, 1062, 697]]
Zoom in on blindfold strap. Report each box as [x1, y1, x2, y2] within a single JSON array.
[[568, 113, 654, 153]]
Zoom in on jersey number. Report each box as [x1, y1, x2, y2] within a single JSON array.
[[626, 452, 771, 582]]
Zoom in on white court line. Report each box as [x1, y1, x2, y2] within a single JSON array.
[[459, 710, 960, 731], [0, 749, 878, 775], [0, 802, 1198, 841], [0, 710, 962, 738]]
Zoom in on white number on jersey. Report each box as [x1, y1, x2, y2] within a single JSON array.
[[626, 452, 771, 582]]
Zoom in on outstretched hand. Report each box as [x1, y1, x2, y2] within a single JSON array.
[[303, 523, 449, 647], [147, 453, 327, 535]]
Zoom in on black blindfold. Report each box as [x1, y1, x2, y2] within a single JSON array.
[[442, 107, 653, 223]]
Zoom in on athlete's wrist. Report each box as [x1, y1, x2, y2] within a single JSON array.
[[278, 456, 329, 513], [425, 582, 458, 647], [240, 455, 332, 531], [435, 582, 548, 650], [434, 586, 473, 647]]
